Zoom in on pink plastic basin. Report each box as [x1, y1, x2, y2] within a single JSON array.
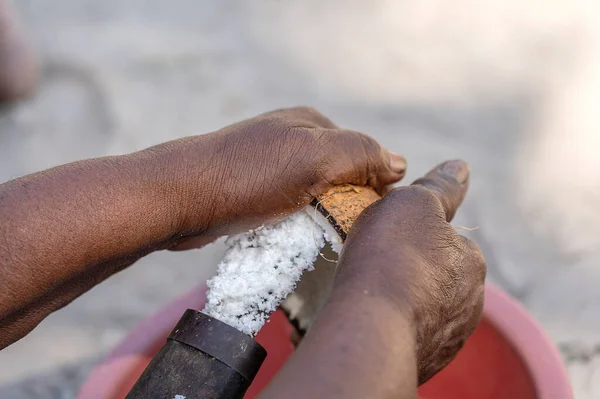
[[78, 283, 572, 399]]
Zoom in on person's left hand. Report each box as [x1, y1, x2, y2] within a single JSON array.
[[0, 106, 405, 348], [157, 107, 407, 249]]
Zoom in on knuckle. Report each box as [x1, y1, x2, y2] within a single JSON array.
[[356, 131, 381, 154], [285, 106, 338, 128], [475, 284, 485, 306], [473, 248, 487, 281], [349, 132, 384, 166], [460, 237, 487, 281], [292, 105, 321, 116], [283, 124, 313, 138], [365, 187, 448, 242], [333, 129, 380, 153], [386, 185, 444, 214], [412, 176, 450, 198], [264, 114, 317, 132], [314, 127, 338, 146], [380, 186, 413, 206], [270, 123, 316, 149]]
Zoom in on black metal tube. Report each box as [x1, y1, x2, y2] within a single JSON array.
[[126, 309, 267, 399]]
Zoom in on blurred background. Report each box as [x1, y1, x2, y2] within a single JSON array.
[[0, 0, 599, 397]]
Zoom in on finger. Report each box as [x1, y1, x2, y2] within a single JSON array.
[[259, 106, 339, 129], [411, 160, 469, 222], [321, 129, 407, 192], [457, 235, 487, 283]]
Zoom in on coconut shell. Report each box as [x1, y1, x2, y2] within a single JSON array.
[[310, 184, 381, 241]]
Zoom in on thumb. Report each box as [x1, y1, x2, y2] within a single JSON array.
[[411, 160, 470, 222]]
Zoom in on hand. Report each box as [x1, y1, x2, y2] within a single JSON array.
[[157, 107, 406, 246], [0, 106, 405, 348], [262, 160, 485, 399], [338, 159, 486, 384]]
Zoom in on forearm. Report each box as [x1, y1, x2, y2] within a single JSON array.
[[262, 285, 418, 399], [0, 105, 409, 350], [0, 138, 215, 348]]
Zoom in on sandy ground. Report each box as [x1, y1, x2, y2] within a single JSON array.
[[1, 0, 600, 397]]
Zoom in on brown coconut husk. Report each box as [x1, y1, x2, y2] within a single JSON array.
[[310, 184, 381, 241]]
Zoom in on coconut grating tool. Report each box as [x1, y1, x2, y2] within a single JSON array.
[[125, 185, 380, 399]]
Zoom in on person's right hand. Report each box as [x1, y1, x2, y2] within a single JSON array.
[[337, 159, 486, 384]]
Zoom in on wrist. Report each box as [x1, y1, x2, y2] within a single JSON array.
[[329, 273, 417, 339], [333, 250, 421, 329], [135, 133, 223, 238], [294, 281, 419, 399]]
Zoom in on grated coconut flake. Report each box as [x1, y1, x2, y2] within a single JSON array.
[[202, 208, 339, 336]]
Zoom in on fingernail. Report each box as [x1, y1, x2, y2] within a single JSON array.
[[441, 160, 469, 184], [389, 152, 407, 173]]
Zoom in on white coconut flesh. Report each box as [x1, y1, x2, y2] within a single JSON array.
[[202, 206, 343, 336], [306, 205, 344, 254]]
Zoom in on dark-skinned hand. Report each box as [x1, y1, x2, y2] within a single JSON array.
[[262, 160, 486, 399], [0, 107, 405, 348], [164, 106, 406, 249]]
